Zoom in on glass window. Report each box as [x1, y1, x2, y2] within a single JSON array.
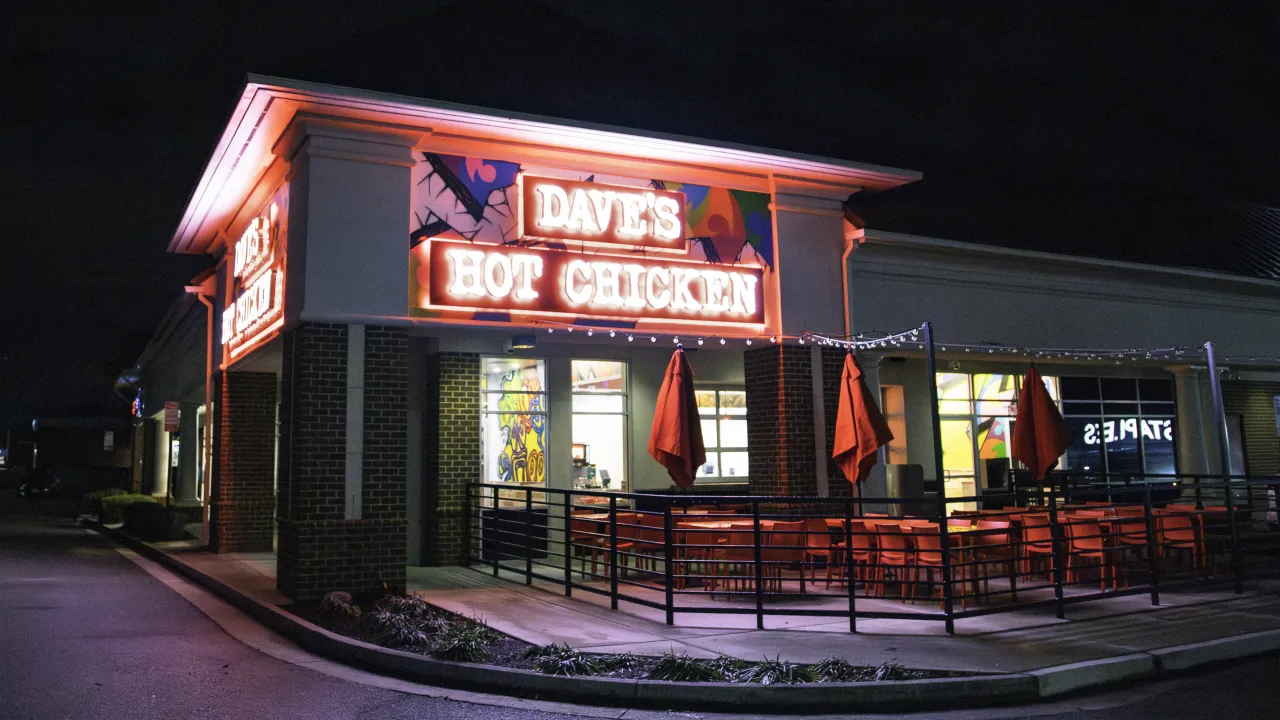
[[1059, 376, 1177, 477], [481, 358, 548, 486], [696, 389, 749, 482], [571, 360, 628, 492]]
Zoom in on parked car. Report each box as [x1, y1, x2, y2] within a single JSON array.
[[17, 468, 62, 499]]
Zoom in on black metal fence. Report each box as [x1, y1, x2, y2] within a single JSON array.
[[465, 474, 1280, 633]]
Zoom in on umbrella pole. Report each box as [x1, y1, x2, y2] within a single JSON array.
[[1205, 340, 1242, 594], [923, 321, 955, 633]]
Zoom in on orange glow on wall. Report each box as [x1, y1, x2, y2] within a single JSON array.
[[517, 175, 686, 251], [223, 189, 287, 364], [422, 239, 764, 326]]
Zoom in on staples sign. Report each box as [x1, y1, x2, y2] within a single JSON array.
[[519, 175, 685, 250]]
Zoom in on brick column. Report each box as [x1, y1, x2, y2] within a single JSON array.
[[210, 371, 278, 553], [422, 352, 480, 565], [277, 322, 408, 602], [744, 345, 823, 498]]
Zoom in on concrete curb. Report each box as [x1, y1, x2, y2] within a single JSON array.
[[91, 524, 1280, 713]]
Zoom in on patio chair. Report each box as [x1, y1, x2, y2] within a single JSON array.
[[871, 522, 913, 599], [633, 513, 666, 574], [1020, 513, 1056, 579], [710, 530, 757, 595], [974, 520, 1017, 603], [571, 517, 606, 577], [763, 521, 807, 594], [906, 524, 970, 608], [1155, 510, 1202, 571], [1065, 519, 1116, 592], [612, 512, 640, 577], [1111, 512, 1151, 588], [803, 517, 844, 587]]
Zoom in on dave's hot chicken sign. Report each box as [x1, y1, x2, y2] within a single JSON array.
[[413, 174, 767, 328]]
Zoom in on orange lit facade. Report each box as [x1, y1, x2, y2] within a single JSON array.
[[152, 76, 920, 600]]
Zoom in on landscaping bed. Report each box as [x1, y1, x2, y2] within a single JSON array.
[[293, 592, 980, 685]]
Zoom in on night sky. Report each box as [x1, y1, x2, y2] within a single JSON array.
[[3, 2, 1278, 426]]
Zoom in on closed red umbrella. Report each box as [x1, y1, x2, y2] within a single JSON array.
[[1011, 365, 1072, 481], [832, 353, 894, 487], [648, 348, 706, 490]]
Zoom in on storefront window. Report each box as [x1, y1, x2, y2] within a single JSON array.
[[1061, 377, 1176, 476], [571, 360, 628, 492], [695, 389, 748, 482], [481, 358, 547, 485], [936, 372, 1061, 509]]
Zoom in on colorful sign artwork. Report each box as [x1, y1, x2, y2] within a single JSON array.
[[223, 187, 288, 359], [424, 239, 765, 325], [410, 153, 774, 326], [496, 367, 546, 484], [518, 175, 685, 250]]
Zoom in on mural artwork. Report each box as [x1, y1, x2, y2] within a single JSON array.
[[410, 152, 774, 320], [495, 365, 546, 485]]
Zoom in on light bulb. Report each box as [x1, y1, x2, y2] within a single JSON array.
[[650, 336, 656, 342], [697, 338, 704, 345], [547, 328, 554, 334], [770, 336, 776, 343], [609, 330, 616, 337], [587, 329, 593, 337], [673, 337, 680, 344], [627, 335, 634, 342], [799, 337, 805, 344], [746, 338, 753, 345], [719, 338, 726, 345]]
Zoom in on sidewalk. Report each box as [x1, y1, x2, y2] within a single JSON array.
[[157, 541, 1280, 675]]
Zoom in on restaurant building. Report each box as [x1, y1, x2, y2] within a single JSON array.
[[134, 76, 1280, 602]]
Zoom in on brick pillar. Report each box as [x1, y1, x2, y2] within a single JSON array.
[[277, 322, 408, 602], [423, 352, 480, 566], [744, 345, 822, 498], [210, 371, 278, 553]]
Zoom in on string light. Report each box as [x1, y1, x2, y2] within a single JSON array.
[[609, 330, 615, 337], [697, 338, 704, 345], [627, 334, 634, 342]]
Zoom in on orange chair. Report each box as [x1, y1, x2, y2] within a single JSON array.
[[632, 513, 666, 573], [905, 524, 969, 608], [611, 512, 640, 577], [711, 530, 757, 595], [1020, 513, 1056, 578], [571, 518, 606, 577], [974, 519, 1017, 603], [871, 522, 913, 599], [1065, 519, 1116, 592], [803, 518, 844, 587], [763, 521, 807, 593], [1156, 510, 1202, 570]]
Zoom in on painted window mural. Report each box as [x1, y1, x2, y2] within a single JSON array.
[[481, 358, 548, 485], [409, 152, 774, 323]]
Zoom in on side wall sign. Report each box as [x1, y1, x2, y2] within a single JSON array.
[[222, 188, 288, 360]]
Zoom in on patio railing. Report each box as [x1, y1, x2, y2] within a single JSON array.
[[464, 474, 1280, 633]]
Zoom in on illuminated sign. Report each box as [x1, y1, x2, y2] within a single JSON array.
[[1082, 418, 1172, 446], [223, 197, 286, 357], [424, 239, 764, 325], [518, 175, 686, 250]]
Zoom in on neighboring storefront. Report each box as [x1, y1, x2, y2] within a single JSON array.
[[137, 77, 1280, 603]]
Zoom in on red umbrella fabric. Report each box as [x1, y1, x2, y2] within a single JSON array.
[[1011, 366, 1072, 481], [648, 348, 707, 489], [832, 353, 895, 486]]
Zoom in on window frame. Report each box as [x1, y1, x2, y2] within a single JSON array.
[[570, 358, 630, 493], [695, 387, 749, 484]]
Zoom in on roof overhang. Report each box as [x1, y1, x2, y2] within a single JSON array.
[[169, 75, 921, 255]]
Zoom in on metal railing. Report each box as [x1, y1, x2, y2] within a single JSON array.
[[464, 474, 1280, 633]]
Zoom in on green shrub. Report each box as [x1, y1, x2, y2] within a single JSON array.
[[526, 644, 600, 676], [597, 652, 641, 673], [84, 488, 129, 503], [433, 622, 495, 662], [318, 592, 362, 632], [647, 653, 723, 682], [871, 661, 906, 681], [737, 656, 816, 685], [813, 656, 857, 682], [362, 609, 431, 650]]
